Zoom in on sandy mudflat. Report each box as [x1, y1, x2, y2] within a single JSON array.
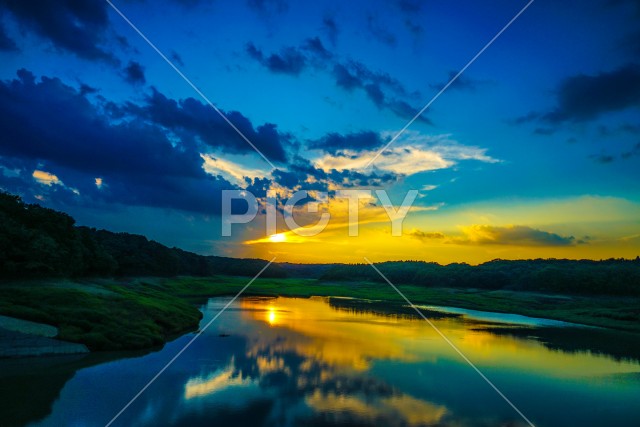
[[0, 316, 89, 358], [0, 315, 58, 337]]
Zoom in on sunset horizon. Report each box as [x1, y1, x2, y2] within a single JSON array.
[[1, 1, 639, 426]]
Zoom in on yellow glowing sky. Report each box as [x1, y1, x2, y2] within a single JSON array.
[[237, 195, 640, 264]]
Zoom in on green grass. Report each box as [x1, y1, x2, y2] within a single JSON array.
[[0, 275, 638, 352], [0, 280, 202, 351], [163, 276, 640, 333]]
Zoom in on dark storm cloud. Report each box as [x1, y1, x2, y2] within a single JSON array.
[[0, 70, 200, 178], [272, 168, 299, 189], [244, 176, 271, 199], [619, 123, 640, 134], [0, 20, 17, 51], [321, 14, 339, 47], [543, 63, 640, 123], [619, 29, 640, 58], [598, 123, 640, 137], [170, 50, 185, 67], [386, 99, 432, 125], [533, 127, 556, 136], [403, 19, 423, 37], [589, 142, 640, 163], [271, 156, 398, 192], [621, 142, 640, 159], [396, 0, 422, 13], [0, 0, 116, 63], [366, 14, 397, 47], [429, 71, 483, 92], [0, 69, 237, 214], [606, 0, 640, 16], [364, 83, 385, 106], [589, 153, 615, 164], [135, 88, 290, 163], [246, 42, 306, 75], [509, 111, 540, 125], [246, 0, 288, 15], [343, 60, 411, 98], [246, 38, 429, 123], [395, 0, 424, 38], [171, 0, 209, 7], [330, 61, 431, 124], [326, 168, 398, 188], [123, 61, 146, 85], [303, 37, 332, 60], [308, 131, 386, 155], [332, 63, 361, 90]]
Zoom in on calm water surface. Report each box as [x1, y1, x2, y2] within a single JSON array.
[[2, 296, 639, 427]]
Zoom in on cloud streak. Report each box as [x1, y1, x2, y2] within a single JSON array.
[[314, 132, 498, 176], [410, 225, 579, 247], [544, 63, 640, 123]]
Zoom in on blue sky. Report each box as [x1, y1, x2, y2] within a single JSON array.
[[0, 0, 638, 262]]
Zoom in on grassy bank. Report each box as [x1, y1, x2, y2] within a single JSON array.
[[0, 279, 202, 351], [161, 276, 640, 333], [1, 275, 638, 352]]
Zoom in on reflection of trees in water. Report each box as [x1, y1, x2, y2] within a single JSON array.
[[477, 326, 640, 364], [327, 297, 460, 321], [0, 351, 150, 427], [0, 357, 77, 427], [329, 295, 640, 365]]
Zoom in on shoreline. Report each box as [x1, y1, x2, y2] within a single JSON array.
[[1, 275, 638, 356]]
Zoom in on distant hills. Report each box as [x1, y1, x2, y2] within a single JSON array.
[[1, 191, 639, 296]]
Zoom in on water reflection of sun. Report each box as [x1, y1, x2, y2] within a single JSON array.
[[267, 307, 277, 325]]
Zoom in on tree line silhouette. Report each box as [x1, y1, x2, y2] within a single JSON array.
[[2, 191, 639, 296]]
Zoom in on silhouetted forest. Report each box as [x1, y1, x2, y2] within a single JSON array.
[[0, 192, 285, 279], [2, 191, 639, 296], [319, 259, 640, 296]]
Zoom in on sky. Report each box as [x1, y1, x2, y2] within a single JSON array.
[[0, 0, 639, 264]]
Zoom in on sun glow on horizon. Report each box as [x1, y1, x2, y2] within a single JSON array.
[[269, 233, 286, 243]]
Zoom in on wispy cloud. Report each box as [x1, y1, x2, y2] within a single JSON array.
[[32, 169, 79, 195], [201, 154, 269, 185], [315, 132, 499, 176], [410, 224, 579, 247], [32, 170, 62, 186]]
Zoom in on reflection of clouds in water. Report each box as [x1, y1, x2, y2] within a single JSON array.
[[179, 296, 640, 426], [241, 296, 427, 370], [184, 362, 253, 399], [239, 297, 640, 379], [306, 392, 447, 426], [181, 328, 451, 424], [182, 296, 455, 426]]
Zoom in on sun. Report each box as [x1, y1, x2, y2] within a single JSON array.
[[269, 233, 286, 243]]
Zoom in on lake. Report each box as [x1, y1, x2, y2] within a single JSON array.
[[2, 296, 639, 427]]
